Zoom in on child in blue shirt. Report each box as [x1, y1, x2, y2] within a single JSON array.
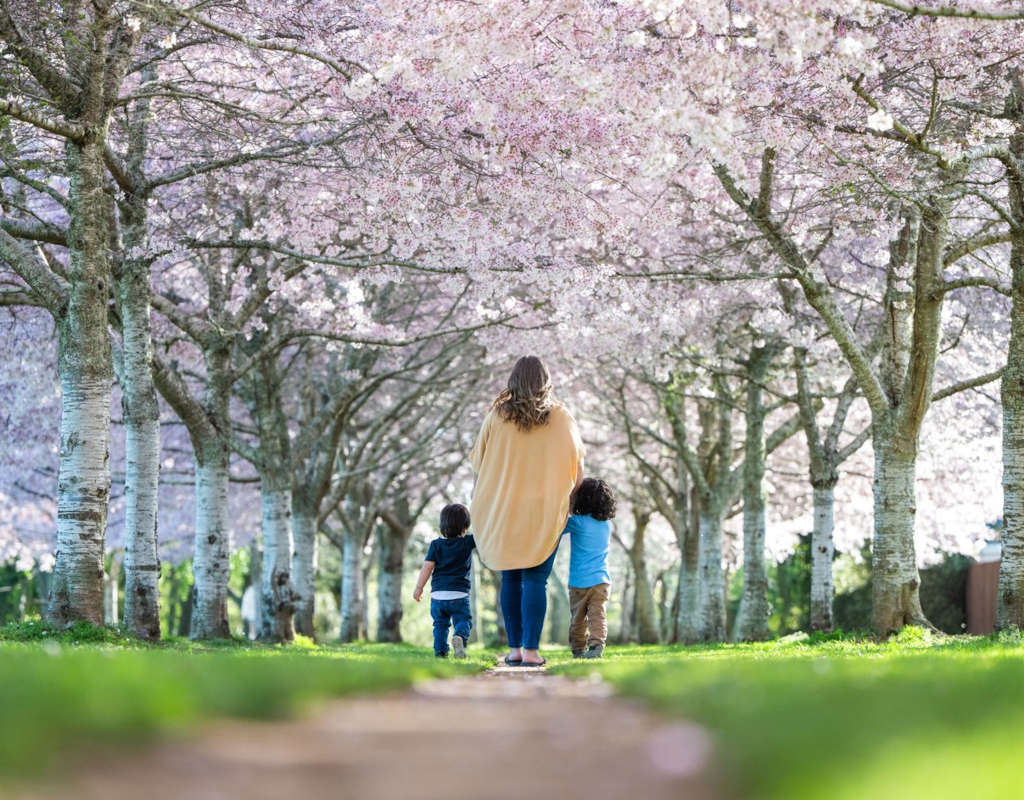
[[563, 478, 616, 659], [413, 503, 475, 658]]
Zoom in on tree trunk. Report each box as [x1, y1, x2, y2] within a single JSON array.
[[998, 122, 1024, 629], [190, 442, 231, 639], [675, 509, 701, 643], [669, 570, 682, 643], [165, 567, 180, 636], [103, 555, 120, 625], [116, 62, 162, 641], [810, 483, 837, 631], [870, 428, 927, 633], [376, 523, 405, 643], [119, 351, 162, 640], [178, 585, 195, 638], [1000, 296, 1024, 627], [493, 570, 507, 644], [189, 346, 233, 640], [47, 139, 113, 629], [117, 292, 162, 639], [547, 571, 570, 646], [867, 202, 943, 634], [734, 346, 774, 642], [339, 528, 364, 642], [630, 552, 660, 644], [697, 508, 727, 642], [470, 557, 481, 644], [655, 573, 671, 642], [618, 567, 634, 643], [361, 548, 371, 638], [291, 507, 318, 637], [258, 486, 296, 642]]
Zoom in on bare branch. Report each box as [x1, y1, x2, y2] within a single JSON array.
[[932, 367, 1005, 402], [0, 99, 84, 141]]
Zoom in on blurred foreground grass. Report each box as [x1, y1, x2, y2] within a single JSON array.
[[0, 619, 491, 780], [552, 629, 1024, 800]]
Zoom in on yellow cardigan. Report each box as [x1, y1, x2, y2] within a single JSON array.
[[469, 403, 585, 570]]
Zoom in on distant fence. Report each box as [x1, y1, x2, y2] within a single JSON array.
[[967, 560, 1000, 635]]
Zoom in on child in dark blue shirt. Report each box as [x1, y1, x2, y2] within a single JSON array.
[[413, 503, 475, 658]]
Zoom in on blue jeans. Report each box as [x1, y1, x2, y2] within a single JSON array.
[[431, 597, 472, 655], [501, 545, 559, 650]]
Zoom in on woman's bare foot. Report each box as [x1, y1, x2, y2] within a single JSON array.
[[521, 648, 544, 665]]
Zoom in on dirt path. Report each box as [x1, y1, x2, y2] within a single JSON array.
[[21, 664, 719, 800]]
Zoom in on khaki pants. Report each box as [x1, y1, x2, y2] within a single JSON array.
[[568, 583, 609, 653]]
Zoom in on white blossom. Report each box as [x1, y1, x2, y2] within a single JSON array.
[[867, 109, 894, 131]]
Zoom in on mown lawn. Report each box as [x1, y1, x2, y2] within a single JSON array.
[[0, 620, 492, 781], [552, 629, 1024, 800]]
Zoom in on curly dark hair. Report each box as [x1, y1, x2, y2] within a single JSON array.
[[571, 478, 616, 521]]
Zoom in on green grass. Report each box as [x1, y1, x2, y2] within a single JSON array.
[[0, 621, 493, 781], [551, 630, 1024, 800]]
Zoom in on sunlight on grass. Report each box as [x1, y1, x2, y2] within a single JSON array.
[[552, 631, 1024, 800], [0, 622, 493, 781]]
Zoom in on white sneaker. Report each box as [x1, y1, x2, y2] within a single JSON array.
[[452, 635, 467, 659]]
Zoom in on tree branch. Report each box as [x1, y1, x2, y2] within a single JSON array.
[[932, 367, 1005, 402], [0, 99, 84, 141]]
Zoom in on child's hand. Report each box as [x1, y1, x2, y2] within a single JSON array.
[[413, 588, 423, 602]]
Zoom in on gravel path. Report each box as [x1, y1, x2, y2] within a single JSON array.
[[20, 663, 719, 800]]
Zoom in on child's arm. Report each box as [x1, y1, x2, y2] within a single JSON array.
[[412, 561, 435, 602]]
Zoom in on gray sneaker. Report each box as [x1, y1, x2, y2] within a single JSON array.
[[583, 645, 604, 659], [452, 635, 467, 659]]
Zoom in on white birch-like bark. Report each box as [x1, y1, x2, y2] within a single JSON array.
[[339, 527, 364, 642], [48, 140, 113, 627], [793, 346, 849, 633], [117, 60, 162, 640], [870, 428, 928, 631], [376, 520, 407, 643], [188, 343, 235, 640], [696, 509, 727, 642], [717, 158, 944, 635], [998, 114, 1024, 629], [291, 508, 318, 637], [1000, 364, 1024, 627], [733, 346, 774, 642], [245, 357, 298, 643], [361, 551, 371, 637], [810, 485, 836, 631], [120, 400, 161, 638], [868, 202, 945, 633], [673, 470, 701, 643], [191, 442, 232, 639], [116, 240, 162, 639], [675, 551, 701, 643], [259, 486, 296, 642], [103, 556, 119, 625], [48, 371, 111, 626]]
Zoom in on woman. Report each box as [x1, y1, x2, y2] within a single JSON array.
[[469, 356, 584, 666]]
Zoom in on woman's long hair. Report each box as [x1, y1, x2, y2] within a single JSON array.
[[492, 356, 554, 432]]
